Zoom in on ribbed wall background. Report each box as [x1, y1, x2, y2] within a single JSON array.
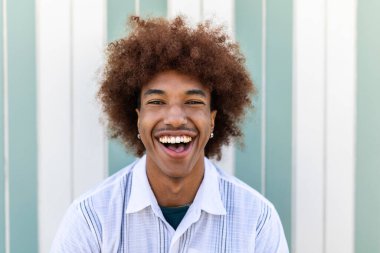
[[356, 0, 380, 251], [0, 0, 379, 252], [2, 0, 39, 252], [0, 2, 5, 253]]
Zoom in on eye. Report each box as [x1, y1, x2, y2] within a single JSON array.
[[186, 100, 205, 105], [147, 100, 165, 105]]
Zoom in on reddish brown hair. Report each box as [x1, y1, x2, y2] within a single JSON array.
[[98, 16, 255, 160]]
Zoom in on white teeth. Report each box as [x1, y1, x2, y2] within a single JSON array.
[[158, 135, 192, 144]]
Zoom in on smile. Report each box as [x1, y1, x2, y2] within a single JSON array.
[[159, 136, 192, 144], [157, 135, 194, 154]]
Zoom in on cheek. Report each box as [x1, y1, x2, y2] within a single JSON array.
[[138, 111, 162, 134], [186, 107, 210, 117], [189, 110, 212, 126]]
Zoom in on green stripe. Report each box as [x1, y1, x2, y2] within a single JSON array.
[[265, 0, 292, 243], [140, 0, 167, 17], [107, 0, 137, 175], [356, 0, 380, 252], [108, 140, 136, 175], [107, 0, 167, 175], [107, 0, 135, 42], [7, 0, 38, 252], [235, 0, 263, 191], [0, 0, 5, 251]]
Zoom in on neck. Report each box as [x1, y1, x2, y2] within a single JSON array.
[[146, 158, 205, 207]]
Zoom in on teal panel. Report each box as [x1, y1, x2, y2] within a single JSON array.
[[140, 0, 167, 18], [107, 0, 135, 42], [0, 0, 5, 251], [265, 0, 292, 244], [107, 0, 167, 175], [356, 0, 380, 252], [235, 0, 263, 191], [107, 0, 137, 175], [7, 0, 38, 252], [108, 140, 136, 174]]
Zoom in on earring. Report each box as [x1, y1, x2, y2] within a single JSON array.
[[137, 133, 141, 139], [210, 132, 214, 138]]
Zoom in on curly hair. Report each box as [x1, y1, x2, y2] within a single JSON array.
[[98, 16, 255, 160]]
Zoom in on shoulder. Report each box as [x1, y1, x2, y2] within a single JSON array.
[[73, 160, 137, 208], [211, 163, 289, 251], [67, 159, 138, 231], [215, 166, 288, 249], [211, 162, 281, 231], [51, 160, 138, 252], [214, 164, 275, 210]]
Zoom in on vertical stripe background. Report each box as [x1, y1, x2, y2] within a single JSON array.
[[356, 0, 380, 252], [293, 0, 356, 252], [7, 0, 38, 252], [265, 0, 292, 242], [37, 0, 107, 251], [293, 0, 326, 251], [71, 0, 107, 198], [324, 0, 356, 252], [1, 1, 5, 252], [235, 0, 263, 198], [37, 1, 72, 252], [0, 0, 379, 252]]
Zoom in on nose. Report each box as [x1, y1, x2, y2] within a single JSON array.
[[163, 104, 187, 127]]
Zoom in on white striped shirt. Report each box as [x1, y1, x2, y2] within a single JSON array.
[[51, 155, 289, 253]]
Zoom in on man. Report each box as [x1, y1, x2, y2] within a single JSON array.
[[51, 16, 289, 252]]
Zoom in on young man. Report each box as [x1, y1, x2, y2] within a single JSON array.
[[51, 16, 289, 252]]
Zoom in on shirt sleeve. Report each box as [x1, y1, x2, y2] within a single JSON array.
[[50, 201, 101, 253], [254, 205, 289, 253]]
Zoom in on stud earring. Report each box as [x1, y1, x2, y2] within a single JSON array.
[[210, 132, 214, 138], [137, 134, 141, 139]]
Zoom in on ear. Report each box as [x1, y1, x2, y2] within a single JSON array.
[[210, 110, 217, 131]]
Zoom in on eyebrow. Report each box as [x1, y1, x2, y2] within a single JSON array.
[[143, 88, 207, 97], [186, 89, 207, 97], [143, 89, 165, 97]]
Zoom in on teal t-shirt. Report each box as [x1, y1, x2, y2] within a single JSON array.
[[160, 205, 190, 230]]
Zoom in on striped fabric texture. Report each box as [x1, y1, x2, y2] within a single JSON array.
[[50, 156, 288, 253]]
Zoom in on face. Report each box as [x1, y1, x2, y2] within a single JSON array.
[[136, 71, 217, 180]]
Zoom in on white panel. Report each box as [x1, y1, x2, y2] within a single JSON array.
[[168, 0, 201, 22], [202, 0, 234, 35], [36, 0, 72, 252], [211, 145, 235, 176], [202, 0, 234, 34], [293, 0, 326, 252], [72, 0, 107, 197], [202, 0, 235, 175], [325, 0, 356, 252]]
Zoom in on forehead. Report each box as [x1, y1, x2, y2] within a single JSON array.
[[142, 71, 210, 96]]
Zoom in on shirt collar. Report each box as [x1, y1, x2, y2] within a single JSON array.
[[126, 155, 157, 214], [193, 158, 227, 215], [125, 155, 226, 216]]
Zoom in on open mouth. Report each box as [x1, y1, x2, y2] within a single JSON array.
[[158, 135, 193, 154]]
